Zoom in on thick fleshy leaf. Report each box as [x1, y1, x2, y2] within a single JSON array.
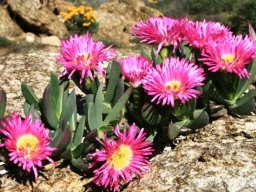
[[102, 102, 112, 114], [233, 59, 256, 100], [42, 85, 59, 129], [113, 78, 124, 105], [168, 121, 184, 140], [0, 89, 6, 119], [24, 103, 40, 122], [102, 87, 132, 126], [59, 91, 76, 129], [151, 48, 163, 65], [71, 158, 89, 170], [187, 110, 209, 130], [73, 115, 86, 147], [50, 72, 62, 120], [95, 84, 103, 126], [50, 128, 72, 156], [72, 141, 90, 158], [88, 103, 100, 130], [141, 48, 151, 60], [105, 61, 121, 103], [141, 103, 162, 126], [230, 97, 255, 115], [21, 83, 40, 110], [231, 89, 256, 109]]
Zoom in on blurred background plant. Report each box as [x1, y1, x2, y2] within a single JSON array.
[[60, 5, 99, 35], [145, 0, 256, 34]]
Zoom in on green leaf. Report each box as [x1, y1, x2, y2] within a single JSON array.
[[102, 87, 132, 126], [24, 103, 40, 122], [230, 97, 255, 115], [231, 89, 256, 109], [21, 83, 40, 110], [187, 110, 209, 130], [42, 85, 59, 129], [234, 59, 256, 100], [73, 115, 86, 147], [72, 141, 89, 158], [102, 102, 112, 114], [168, 122, 183, 140], [71, 158, 89, 170], [113, 78, 124, 105], [50, 128, 72, 156], [141, 48, 151, 60], [59, 91, 76, 129], [181, 43, 192, 60], [87, 103, 99, 130], [0, 89, 6, 119], [50, 72, 62, 120], [105, 61, 121, 103], [95, 84, 103, 126], [141, 103, 162, 126]]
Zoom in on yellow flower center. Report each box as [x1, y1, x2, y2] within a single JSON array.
[[165, 80, 182, 93], [222, 54, 235, 63], [109, 144, 133, 170], [16, 134, 39, 158]]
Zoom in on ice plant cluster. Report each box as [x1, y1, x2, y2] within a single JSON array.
[[90, 124, 153, 191], [57, 34, 116, 83], [0, 113, 55, 180]]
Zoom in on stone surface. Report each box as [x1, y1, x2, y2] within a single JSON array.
[[0, 51, 63, 116], [39, 35, 61, 47], [94, 0, 163, 47], [124, 115, 256, 192], [0, 5, 24, 38], [7, 0, 68, 38]]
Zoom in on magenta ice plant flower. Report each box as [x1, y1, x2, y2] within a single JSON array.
[[142, 57, 205, 107], [132, 17, 184, 52], [90, 123, 153, 192], [183, 19, 232, 49], [0, 113, 56, 180], [200, 35, 256, 78], [57, 34, 116, 83], [120, 55, 152, 87]]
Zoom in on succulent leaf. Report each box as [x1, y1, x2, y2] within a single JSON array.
[[105, 61, 121, 103], [0, 89, 6, 119], [21, 83, 40, 110]]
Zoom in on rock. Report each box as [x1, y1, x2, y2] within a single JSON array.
[[39, 35, 61, 47], [6, 0, 68, 38], [0, 5, 24, 38], [47, 0, 75, 13], [0, 48, 10, 57], [24, 32, 36, 43], [94, 0, 163, 47], [124, 115, 256, 192]]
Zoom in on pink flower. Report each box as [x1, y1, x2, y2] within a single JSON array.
[[200, 35, 256, 78], [132, 17, 184, 52], [57, 34, 116, 83], [183, 19, 232, 49], [0, 113, 56, 180], [90, 123, 153, 192], [120, 55, 152, 87], [142, 57, 205, 107]]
